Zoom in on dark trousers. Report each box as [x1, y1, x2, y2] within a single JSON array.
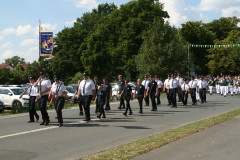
[[78, 96, 83, 113], [181, 91, 188, 105], [150, 92, 157, 110], [54, 97, 65, 124], [81, 95, 92, 120], [138, 96, 143, 112], [39, 95, 49, 122], [95, 97, 99, 112], [29, 96, 39, 121], [166, 90, 171, 105], [199, 88, 206, 103], [144, 90, 149, 105], [169, 88, 177, 107], [157, 88, 161, 105], [190, 88, 197, 104], [105, 95, 110, 110], [119, 94, 125, 108], [178, 88, 182, 101], [124, 98, 132, 114], [98, 104, 105, 117]]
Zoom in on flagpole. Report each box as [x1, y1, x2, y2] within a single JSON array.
[[39, 19, 41, 71]]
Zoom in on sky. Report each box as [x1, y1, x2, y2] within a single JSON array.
[[0, 0, 240, 64]]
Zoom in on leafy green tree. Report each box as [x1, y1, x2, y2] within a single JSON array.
[[136, 19, 188, 79], [207, 30, 240, 75], [5, 56, 25, 67], [0, 68, 14, 85], [205, 17, 240, 40], [180, 21, 215, 75], [69, 72, 83, 84]]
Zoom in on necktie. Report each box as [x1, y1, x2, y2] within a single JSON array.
[[184, 84, 185, 91], [83, 80, 86, 94], [29, 85, 32, 96], [201, 81, 203, 89]]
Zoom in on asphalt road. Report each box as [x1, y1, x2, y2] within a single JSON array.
[[133, 115, 240, 160], [0, 94, 239, 160]]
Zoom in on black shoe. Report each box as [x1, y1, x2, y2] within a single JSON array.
[[123, 112, 127, 116], [151, 109, 154, 111], [118, 107, 122, 109], [45, 120, 50, 126], [83, 119, 90, 121], [28, 121, 34, 123], [97, 115, 100, 119], [57, 123, 63, 127], [102, 116, 106, 118], [224, 95, 226, 97], [40, 122, 45, 125], [129, 112, 133, 115], [79, 112, 83, 115]]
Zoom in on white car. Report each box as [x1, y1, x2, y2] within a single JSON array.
[[0, 87, 29, 108]]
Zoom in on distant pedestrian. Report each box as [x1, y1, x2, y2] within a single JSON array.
[[155, 76, 163, 105], [94, 77, 101, 113], [142, 75, 150, 106], [181, 78, 189, 106], [20, 76, 39, 123], [163, 75, 171, 105], [102, 78, 112, 110], [147, 75, 158, 111], [121, 80, 133, 116], [134, 79, 145, 114], [168, 74, 179, 108], [117, 75, 125, 110], [95, 86, 106, 119], [189, 76, 198, 105]]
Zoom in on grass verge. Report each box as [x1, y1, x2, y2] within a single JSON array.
[[80, 108, 240, 160]]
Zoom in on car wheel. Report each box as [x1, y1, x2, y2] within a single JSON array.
[[12, 101, 22, 108], [112, 95, 118, 101]]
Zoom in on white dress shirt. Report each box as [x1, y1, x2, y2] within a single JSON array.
[[164, 78, 170, 89], [181, 83, 189, 91], [176, 77, 183, 86], [169, 79, 179, 89], [27, 83, 38, 96], [142, 79, 150, 90], [51, 82, 66, 96], [189, 80, 198, 88], [37, 78, 51, 96], [197, 80, 208, 89], [79, 79, 95, 96], [156, 80, 163, 88]]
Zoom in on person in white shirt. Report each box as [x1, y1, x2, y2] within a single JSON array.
[[181, 78, 189, 106], [141, 75, 150, 106], [168, 74, 179, 108], [34, 71, 51, 125], [176, 73, 183, 102], [189, 76, 198, 105], [197, 77, 208, 103], [163, 74, 171, 105], [155, 75, 163, 105], [50, 75, 66, 127], [195, 76, 200, 101], [20, 76, 39, 123], [77, 72, 96, 121]]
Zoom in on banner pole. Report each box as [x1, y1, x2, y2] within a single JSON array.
[[39, 19, 41, 71]]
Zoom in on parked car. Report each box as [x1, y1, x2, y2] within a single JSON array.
[[0, 86, 29, 108], [0, 100, 5, 113], [65, 86, 77, 102]]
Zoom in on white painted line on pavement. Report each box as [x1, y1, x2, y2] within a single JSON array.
[[0, 118, 101, 140]]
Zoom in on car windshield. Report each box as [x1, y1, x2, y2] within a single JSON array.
[[10, 88, 25, 95], [66, 87, 76, 93]]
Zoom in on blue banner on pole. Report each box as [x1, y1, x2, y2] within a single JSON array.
[[40, 31, 53, 56]]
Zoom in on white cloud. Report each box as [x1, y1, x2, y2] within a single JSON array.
[[74, 0, 98, 10], [196, 0, 240, 17], [0, 36, 4, 41], [65, 19, 77, 27], [20, 39, 38, 46], [1, 27, 16, 35], [1, 50, 15, 59], [1, 42, 13, 48], [1, 23, 58, 37], [16, 25, 32, 36]]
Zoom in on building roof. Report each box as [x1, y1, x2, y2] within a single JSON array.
[[0, 64, 14, 70]]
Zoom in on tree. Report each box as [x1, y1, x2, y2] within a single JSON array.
[[5, 56, 25, 67], [135, 19, 188, 79], [180, 21, 215, 75], [207, 30, 240, 75]]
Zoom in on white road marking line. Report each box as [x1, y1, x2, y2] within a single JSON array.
[[0, 119, 101, 139]]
